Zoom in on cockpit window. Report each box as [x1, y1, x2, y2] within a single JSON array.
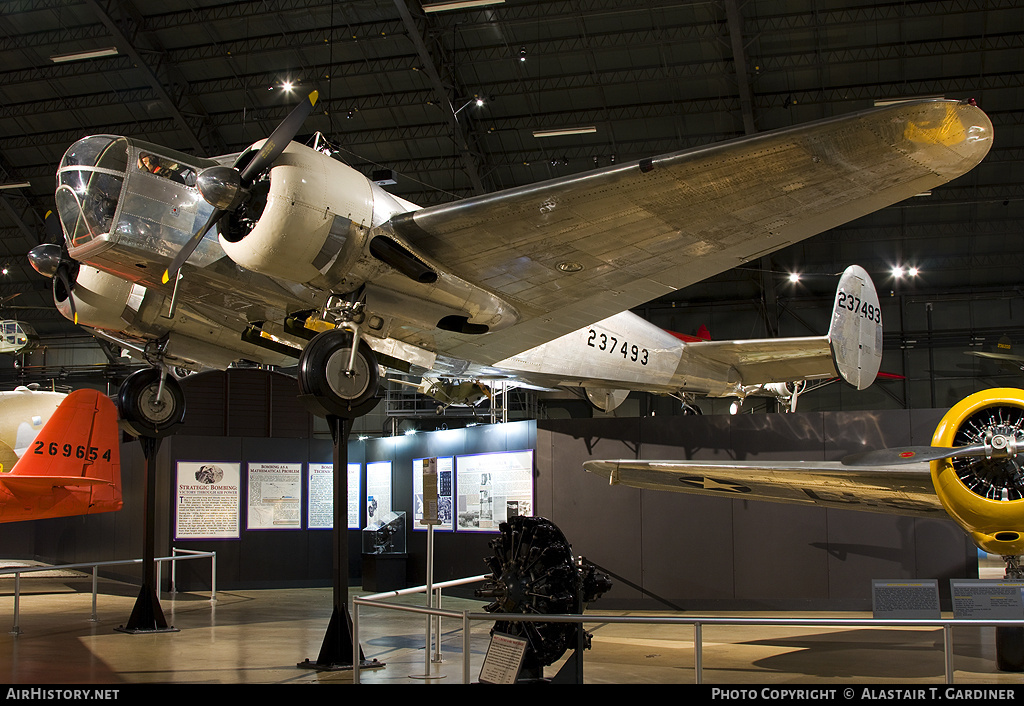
[[137, 152, 196, 186], [55, 136, 128, 249]]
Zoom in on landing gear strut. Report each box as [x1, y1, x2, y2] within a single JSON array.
[[997, 555, 1024, 672]]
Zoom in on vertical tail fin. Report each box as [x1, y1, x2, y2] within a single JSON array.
[[1, 389, 122, 518], [827, 265, 883, 390]]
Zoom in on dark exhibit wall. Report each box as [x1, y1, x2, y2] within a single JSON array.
[[0, 369, 976, 610]]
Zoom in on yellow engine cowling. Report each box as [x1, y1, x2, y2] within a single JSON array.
[[217, 142, 376, 286], [930, 388, 1024, 556]]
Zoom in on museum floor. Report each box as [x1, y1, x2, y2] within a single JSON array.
[[2, 561, 1023, 686]]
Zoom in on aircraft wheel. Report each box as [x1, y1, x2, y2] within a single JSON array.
[[997, 626, 1024, 672], [298, 329, 380, 418], [117, 368, 186, 438]]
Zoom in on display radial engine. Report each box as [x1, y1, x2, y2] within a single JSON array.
[[585, 388, 1024, 558], [28, 93, 993, 424]]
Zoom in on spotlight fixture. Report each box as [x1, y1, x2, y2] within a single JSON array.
[[519, 47, 527, 62], [50, 47, 118, 63], [788, 272, 801, 283]]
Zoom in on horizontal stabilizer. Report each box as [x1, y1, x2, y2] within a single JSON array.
[[0, 475, 113, 494]]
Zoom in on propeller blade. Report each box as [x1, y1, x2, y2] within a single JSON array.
[[55, 265, 77, 325], [841, 443, 992, 466], [160, 208, 222, 284], [238, 90, 319, 185], [161, 90, 318, 283], [43, 209, 63, 242]]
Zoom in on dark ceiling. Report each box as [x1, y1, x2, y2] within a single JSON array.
[[0, 0, 1020, 349]]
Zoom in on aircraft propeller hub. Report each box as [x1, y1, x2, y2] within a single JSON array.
[[951, 404, 1024, 502], [27, 243, 62, 278], [196, 165, 244, 210]]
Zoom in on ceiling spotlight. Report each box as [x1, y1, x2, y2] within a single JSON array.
[[891, 266, 905, 279], [788, 272, 800, 283], [519, 47, 527, 62], [280, 81, 295, 92], [908, 267, 919, 277]]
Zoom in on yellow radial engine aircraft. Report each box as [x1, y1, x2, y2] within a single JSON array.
[[586, 387, 1024, 671], [29, 92, 991, 430]]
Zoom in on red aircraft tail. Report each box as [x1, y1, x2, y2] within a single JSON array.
[[0, 389, 122, 522]]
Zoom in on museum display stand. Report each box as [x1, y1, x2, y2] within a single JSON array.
[[114, 369, 186, 634], [296, 411, 383, 673]]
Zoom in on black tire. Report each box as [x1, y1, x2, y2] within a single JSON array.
[[117, 368, 186, 437], [996, 626, 1024, 672], [298, 330, 380, 418]]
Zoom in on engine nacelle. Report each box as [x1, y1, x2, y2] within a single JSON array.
[[217, 142, 378, 286], [56, 265, 139, 332], [930, 388, 1024, 556]]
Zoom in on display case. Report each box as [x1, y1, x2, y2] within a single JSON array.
[[361, 511, 408, 591], [362, 511, 406, 554]]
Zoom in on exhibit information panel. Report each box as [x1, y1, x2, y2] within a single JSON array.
[[951, 579, 1024, 619], [413, 456, 454, 531], [456, 450, 533, 531], [367, 461, 393, 526], [247, 462, 301, 530], [175, 461, 241, 539], [308, 462, 362, 529]]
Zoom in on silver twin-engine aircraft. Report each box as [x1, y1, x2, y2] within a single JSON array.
[[29, 92, 992, 428]]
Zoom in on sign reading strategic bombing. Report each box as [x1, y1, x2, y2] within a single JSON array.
[[175, 462, 241, 539]]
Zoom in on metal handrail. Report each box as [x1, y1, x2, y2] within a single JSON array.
[[352, 576, 1024, 684], [1, 550, 216, 634]]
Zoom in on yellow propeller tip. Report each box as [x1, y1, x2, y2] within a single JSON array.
[[309, 90, 319, 106], [161, 271, 170, 284]]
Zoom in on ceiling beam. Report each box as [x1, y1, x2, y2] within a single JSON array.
[[392, 0, 486, 195]]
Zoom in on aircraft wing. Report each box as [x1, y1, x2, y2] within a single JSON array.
[[582, 458, 946, 518], [391, 100, 991, 363]]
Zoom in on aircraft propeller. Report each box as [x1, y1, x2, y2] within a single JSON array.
[[161, 90, 319, 285], [841, 435, 1020, 466], [27, 209, 79, 324]]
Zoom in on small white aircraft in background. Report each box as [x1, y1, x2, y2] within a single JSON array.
[[0, 320, 38, 355], [28, 94, 991, 427], [0, 386, 67, 472]]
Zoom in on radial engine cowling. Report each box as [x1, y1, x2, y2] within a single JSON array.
[[55, 265, 138, 332], [217, 142, 375, 286], [930, 388, 1024, 556]]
